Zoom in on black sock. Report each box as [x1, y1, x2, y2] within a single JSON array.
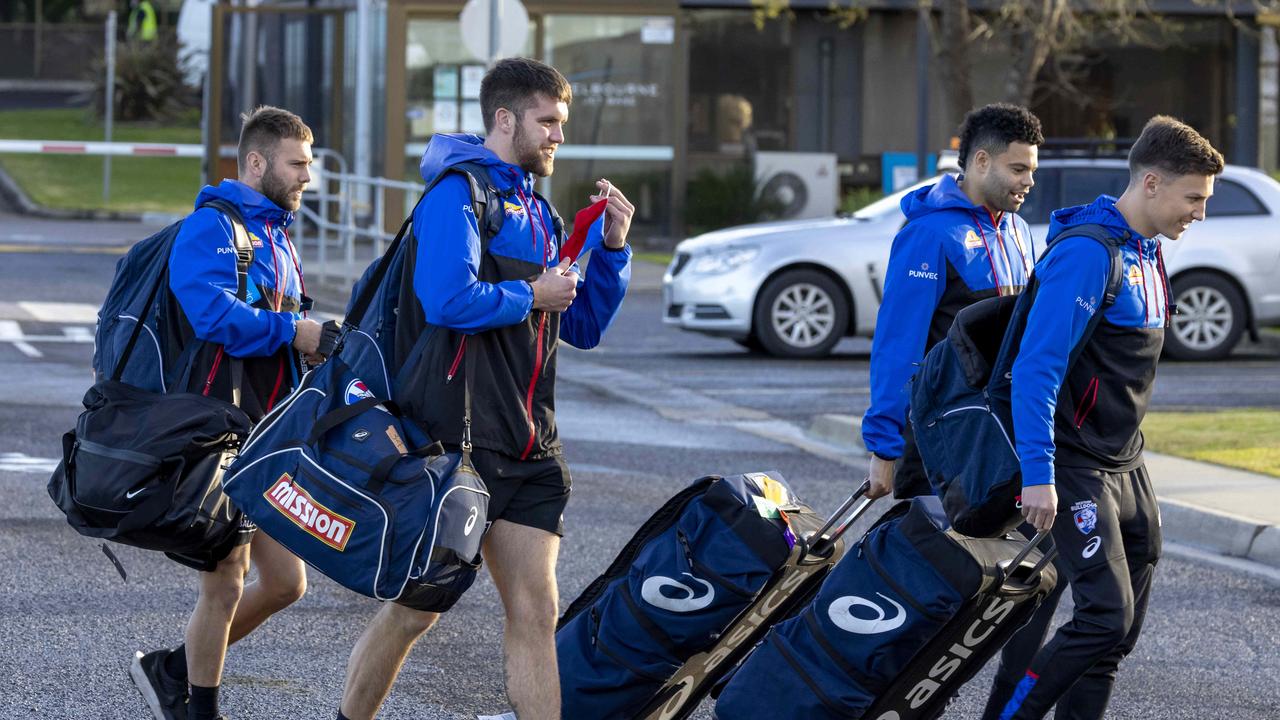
[[164, 644, 188, 679], [336, 711, 352, 720], [188, 683, 219, 720]]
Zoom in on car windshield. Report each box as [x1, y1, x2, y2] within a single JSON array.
[[853, 174, 952, 220]]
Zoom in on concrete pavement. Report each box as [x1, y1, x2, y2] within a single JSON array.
[[807, 413, 1280, 570]]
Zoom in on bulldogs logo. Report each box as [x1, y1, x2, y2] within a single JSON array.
[[1072, 500, 1098, 535]]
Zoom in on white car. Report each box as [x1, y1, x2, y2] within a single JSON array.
[[663, 158, 1280, 360]]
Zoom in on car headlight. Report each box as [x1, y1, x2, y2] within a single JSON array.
[[689, 245, 760, 275]]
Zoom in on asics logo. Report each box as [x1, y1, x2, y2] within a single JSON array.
[[1083, 536, 1103, 559], [641, 573, 715, 613], [464, 506, 479, 536], [829, 593, 907, 635]]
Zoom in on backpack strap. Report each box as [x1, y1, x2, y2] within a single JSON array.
[[111, 200, 253, 384], [1041, 223, 1127, 369], [344, 162, 505, 333], [168, 200, 254, 405]]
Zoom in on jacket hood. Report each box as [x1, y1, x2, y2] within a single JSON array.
[[1047, 195, 1156, 256], [194, 179, 294, 227], [418, 133, 528, 192], [899, 174, 983, 220]]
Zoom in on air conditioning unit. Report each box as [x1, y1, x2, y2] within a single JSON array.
[[754, 151, 839, 220]]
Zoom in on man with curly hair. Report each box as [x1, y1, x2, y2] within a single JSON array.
[[862, 103, 1043, 501]]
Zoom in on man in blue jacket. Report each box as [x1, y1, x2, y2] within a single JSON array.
[[1000, 117, 1223, 720], [863, 103, 1042, 501], [130, 106, 323, 720], [336, 58, 634, 720]]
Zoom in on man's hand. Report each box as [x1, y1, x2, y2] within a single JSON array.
[[292, 318, 323, 355], [592, 179, 635, 250], [531, 258, 579, 312], [866, 455, 896, 499], [1020, 484, 1058, 533]]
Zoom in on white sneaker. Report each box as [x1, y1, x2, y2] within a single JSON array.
[[477, 714, 517, 720]]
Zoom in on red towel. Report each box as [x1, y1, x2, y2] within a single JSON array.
[[560, 198, 609, 263]]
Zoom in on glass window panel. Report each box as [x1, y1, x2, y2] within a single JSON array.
[[1207, 179, 1266, 217]]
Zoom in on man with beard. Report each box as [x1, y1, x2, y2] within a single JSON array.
[[334, 58, 634, 720], [130, 106, 324, 720], [999, 117, 1221, 720], [863, 103, 1043, 501]]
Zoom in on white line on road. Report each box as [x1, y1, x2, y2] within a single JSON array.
[[0, 453, 60, 473], [18, 301, 100, 324], [0, 320, 43, 358]]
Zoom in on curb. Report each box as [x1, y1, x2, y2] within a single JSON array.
[[804, 412, 1280, 571], [0, 165, 180, 224]]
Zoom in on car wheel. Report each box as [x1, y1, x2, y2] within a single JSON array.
[[1164, 272, 1246, 361], [753, 269, 848, 358]]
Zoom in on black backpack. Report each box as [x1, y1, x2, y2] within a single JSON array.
[[908, 224, 1127, 537], [49, 200, 256, 571]]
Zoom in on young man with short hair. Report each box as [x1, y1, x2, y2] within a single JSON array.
[[1000, 116, 1224, 720], [335, 58, 634, 720], [130, 106, 324, 720], [863, 103, 1043, 500]]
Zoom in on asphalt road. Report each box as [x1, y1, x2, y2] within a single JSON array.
[[0, 224, 1277, 719]]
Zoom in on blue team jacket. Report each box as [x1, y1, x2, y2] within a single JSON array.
[[862, 174, 1036, 460]]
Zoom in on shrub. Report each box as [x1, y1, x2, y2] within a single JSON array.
[[685, 164, 784, 236], [87, 33, 197, 122]]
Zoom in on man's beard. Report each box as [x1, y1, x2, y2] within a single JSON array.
[[513, 122, 554, 177], [262, 163, 302, 211], [983, 173, 1024, 213]]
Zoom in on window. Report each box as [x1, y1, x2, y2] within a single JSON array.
[[1060, 168, 1130, 209], [1017, 168, 1061, 227], [1208, 180, 1267, 217]]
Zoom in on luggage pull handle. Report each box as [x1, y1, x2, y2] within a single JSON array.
[[805, 479, 874, 559], [998, 529, 1059, 595]]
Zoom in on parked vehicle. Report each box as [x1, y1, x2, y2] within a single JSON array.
[[663, 158, 1280, 360]]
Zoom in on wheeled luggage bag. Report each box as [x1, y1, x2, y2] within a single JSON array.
[[715, 496, 1057, 720], [557, 472, 877, 720]]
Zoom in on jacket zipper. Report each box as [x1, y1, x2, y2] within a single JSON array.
[[1073, 376, 1100, 429], [202, 347, 225, 397], [520, 313, 549, 460], [446, 336, 467, 383]]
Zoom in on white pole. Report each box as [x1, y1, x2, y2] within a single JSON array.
[[355, 0, 373, 207], [488, 0, 502, 64], [103, 11, 117, 205]]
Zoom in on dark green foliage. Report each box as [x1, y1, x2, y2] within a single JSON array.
[[88, 34, 197, 122], [685, 164, 784, 236]]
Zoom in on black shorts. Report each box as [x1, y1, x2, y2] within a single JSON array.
[[465, 447, 572, 537]]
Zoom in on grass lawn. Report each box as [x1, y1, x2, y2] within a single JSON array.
[[0, 108, 202, 214], [1142, 409, 1280, 478], [633, 251, 674, 266]]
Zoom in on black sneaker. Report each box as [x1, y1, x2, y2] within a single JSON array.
[[130, 649, 189, 720]]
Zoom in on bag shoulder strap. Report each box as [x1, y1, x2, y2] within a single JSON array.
[[112, 200, 253, 383], [986, 224, 1126, 394], [344, 162, 503, 332], [1047, 223, 1126, 310]]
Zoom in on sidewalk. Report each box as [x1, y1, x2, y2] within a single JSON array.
[[808, 413, 1280, 570]]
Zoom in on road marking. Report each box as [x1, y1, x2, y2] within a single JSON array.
[[0, 453, 59, 473], [0, 243, 130, 255], [63, 326, 93, 341], [19, 301, 100, 324], [0, 320, 43, 357]]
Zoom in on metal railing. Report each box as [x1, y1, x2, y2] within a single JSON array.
[[292, 147, 424, 286]]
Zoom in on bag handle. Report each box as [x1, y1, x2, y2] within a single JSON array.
[[805, 480, 875, 559], [305, 396, 402, 446]]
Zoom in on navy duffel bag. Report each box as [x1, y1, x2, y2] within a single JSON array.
[[715, 496, 1056, 720], [223, 354, 489, 612], [557, 472, 817, 719]]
